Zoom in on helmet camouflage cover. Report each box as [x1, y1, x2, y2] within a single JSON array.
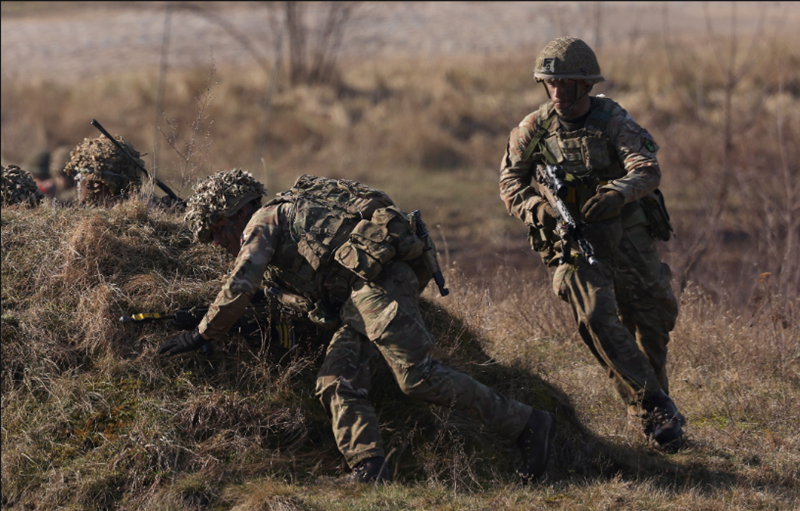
[[1, 164, 45, 207], [184, 169, 268, 243], [534, 36, 604, 84], [64, 136, 144, 196]]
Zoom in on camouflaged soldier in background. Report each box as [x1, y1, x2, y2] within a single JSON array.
[[1, 164, 45, 207], [23, 150, 57, 200], [166, 171, 557, 484], [64, 135, 143, 205], [500, 37, 685, 451], [50, 145, 78, 203]]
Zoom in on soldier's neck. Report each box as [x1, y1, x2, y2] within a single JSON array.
[[557, 98, 593, 132]]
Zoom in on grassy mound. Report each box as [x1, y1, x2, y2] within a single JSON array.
[[4, 197, 799, 510]]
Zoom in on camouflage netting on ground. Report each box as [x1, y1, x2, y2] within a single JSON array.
[[64, 136, 144, 195], [1, 164, 44, 207], [184, 168, 268, 243]]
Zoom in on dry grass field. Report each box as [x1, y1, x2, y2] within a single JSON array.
[[2, 2, 799, 510]]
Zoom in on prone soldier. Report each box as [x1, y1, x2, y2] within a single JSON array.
[[23, 150, 57, 200], [499, 37, 685, 451], [64, 135, 145, 205], [159, 170, 558, 483], [1, 164, 45, 207]]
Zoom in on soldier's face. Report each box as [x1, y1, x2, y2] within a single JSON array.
[[77, 178, 114, 204], [211, 217, 245, 257], [544, 79, 578, 110]]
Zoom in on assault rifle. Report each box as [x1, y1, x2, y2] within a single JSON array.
[[411, 210, 450, 296], [120, 287, 295, 353], [90, 119, 183, 204], [535, 162, 599, 266]]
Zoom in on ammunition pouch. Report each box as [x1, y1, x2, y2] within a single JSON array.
[[639, 189, 674, 242], [334, 207, 425, 281]]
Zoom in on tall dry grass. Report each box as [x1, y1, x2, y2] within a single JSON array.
[[2, 34, 797, 307], [1, 199, 798, 510], [2, 26, 799, 511]]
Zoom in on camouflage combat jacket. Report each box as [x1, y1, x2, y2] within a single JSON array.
[[199, 175, 423, 340], [499, 97, 663, 263]]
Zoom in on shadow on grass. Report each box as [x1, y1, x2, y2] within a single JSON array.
[[157, 296, 761, 497], [359, 298, 768, 495]]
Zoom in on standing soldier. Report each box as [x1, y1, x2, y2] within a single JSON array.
[[499, 37, 685, 451], [1, 164, 45, 207], [159, 170, 557, 483]]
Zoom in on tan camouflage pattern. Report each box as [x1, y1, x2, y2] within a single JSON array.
[[184, 169, 268, 243], [534, 37, 604, 83], [1, 164, 44, 207], [500, 95, 678, 406], [551, 224, 677, 404], [64, 135, 143, 198], [500, 97, 660, 225], [198, 181, 533, 468], [316, 261, 532, 467], [199, 203, 287, 339]]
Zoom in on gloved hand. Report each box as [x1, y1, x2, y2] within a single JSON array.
[[158, 328, 208, 357], [534, 202, 558, 231], [582, 190, 625, 222]]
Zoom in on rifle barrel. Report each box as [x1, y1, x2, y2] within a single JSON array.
[[90, 119, 181, 202]]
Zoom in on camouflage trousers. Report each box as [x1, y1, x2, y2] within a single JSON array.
[[315, 261, 532, 468], [553, 223, 678, 407]]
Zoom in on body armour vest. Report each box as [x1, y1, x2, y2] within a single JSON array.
[[534, 97, 626, 214], [263, 175, 397, 319]]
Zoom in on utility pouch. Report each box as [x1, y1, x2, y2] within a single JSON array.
[[639, 189, 674, 241], [582, 132, 612, 171], [334, 207, 424, 281], [334, 240, 385, 281]]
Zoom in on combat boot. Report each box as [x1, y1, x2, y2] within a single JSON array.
[[343, 456, 391, 484], [642, 390, 686, 452], [515, 409, 557, 482]]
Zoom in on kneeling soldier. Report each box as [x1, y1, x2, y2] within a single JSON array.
[[162, 170, 558, 483]]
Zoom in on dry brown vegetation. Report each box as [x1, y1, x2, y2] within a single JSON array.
[[2, 4, 799, 510]]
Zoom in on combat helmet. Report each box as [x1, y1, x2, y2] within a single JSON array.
[[184, 169, 268, 243], [1, 164, 45, 207], [64, 135, 144, 202], [533, 36, 604, 84]]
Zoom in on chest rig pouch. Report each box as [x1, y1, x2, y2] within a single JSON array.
[[265, 175, 398, 328], [333, 206, 425, 281], [521, 99, 638, 264], [542, 98, 624, 194]]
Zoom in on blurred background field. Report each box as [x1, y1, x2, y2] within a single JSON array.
[[2, 2, 799, 510]]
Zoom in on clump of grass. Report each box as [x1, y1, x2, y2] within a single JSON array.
[[3, 196, 798, 509], [2, 25, 799, 509]]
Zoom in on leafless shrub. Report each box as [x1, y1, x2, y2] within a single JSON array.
[[158, 57, 218, 193]]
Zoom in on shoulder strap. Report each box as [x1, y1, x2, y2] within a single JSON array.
[[584, 97, 615, 135], [520, 103, 556, 163]]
